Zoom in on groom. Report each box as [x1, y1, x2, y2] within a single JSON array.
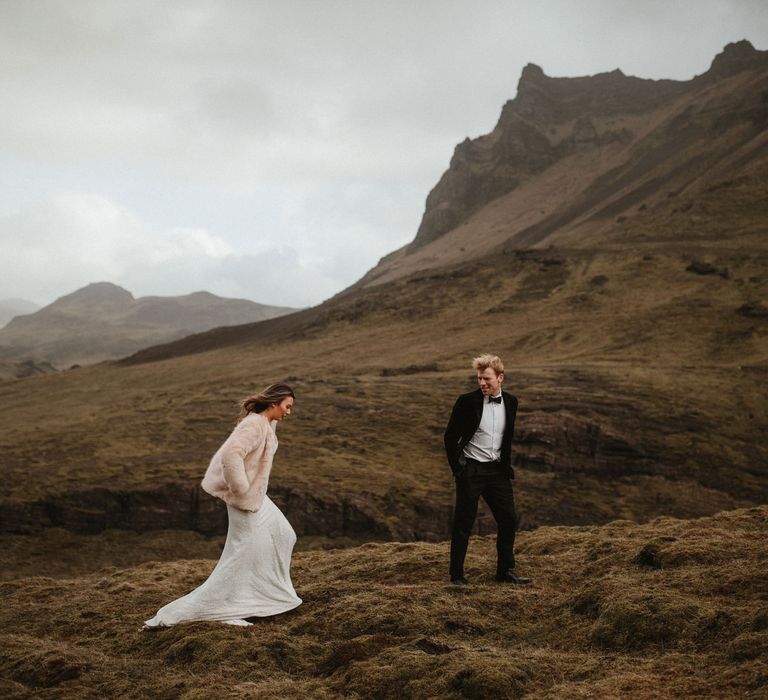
[[444, 354, 531, 585]]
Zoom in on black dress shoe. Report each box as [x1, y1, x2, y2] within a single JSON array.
[[494, 570, 531, 584], [450, 577, 469, 585]]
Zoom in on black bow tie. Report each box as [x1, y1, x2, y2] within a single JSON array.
[[488, 395, 502, 404]]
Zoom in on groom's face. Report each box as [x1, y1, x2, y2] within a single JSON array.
[[477, 368, 503, 395]]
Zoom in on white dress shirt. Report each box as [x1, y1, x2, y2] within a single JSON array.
[[462, 393, 506, 463]]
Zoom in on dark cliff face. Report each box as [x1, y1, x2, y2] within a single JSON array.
[[409, 40, 767, 251], [703, 39, 768, 81]]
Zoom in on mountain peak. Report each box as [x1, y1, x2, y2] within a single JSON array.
[[706, 39, 764, 79], [519, 62, 546, 85], [718, 39, 756, 58], [55, 282, 134, 306]]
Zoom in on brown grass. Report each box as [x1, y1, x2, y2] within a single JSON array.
[[1, 507, 765, 698], [0, 245, 765, 538]]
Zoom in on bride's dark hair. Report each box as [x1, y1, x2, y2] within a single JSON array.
[[237, 383, 295, 423]]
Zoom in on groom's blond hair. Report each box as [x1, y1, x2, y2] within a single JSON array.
[[472, 354, 504, 375]]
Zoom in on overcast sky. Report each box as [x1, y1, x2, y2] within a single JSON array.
[[1, 1, 766, 308]]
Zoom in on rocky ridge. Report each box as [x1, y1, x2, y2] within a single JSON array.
[[355, 41, 768, 289], [413, 40, 767, 250]]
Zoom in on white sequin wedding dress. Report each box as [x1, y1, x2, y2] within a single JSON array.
[[143, 497, 301, 627], [144, 416, 301, 628]]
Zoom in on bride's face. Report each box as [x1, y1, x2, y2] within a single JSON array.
[[270, 397, 294, 421]]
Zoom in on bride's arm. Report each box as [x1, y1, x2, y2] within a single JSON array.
[[220, 418, 265, 495]]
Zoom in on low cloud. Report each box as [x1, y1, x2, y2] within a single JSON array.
[[0, 192, 339, 307]]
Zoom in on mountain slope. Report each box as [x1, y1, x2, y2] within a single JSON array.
[[0, 282, 295, 369], [0, 243, 765, 539], [355, 40, 768, 288]]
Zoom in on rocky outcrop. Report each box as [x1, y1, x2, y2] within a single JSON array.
[[410, 64, 685, 249], [702, 39, 768, 81], [686, 260, 729, 278], [514, 411, 655, 477], [0, 482, 452, 542], [0, 358, 57, 382]]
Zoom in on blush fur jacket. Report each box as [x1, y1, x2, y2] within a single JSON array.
[[201, 412, 278, 512]]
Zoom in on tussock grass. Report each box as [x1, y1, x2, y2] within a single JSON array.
[[1, 507, 765, 698]]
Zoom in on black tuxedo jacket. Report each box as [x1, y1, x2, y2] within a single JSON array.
[[444, 388, 518, 479]]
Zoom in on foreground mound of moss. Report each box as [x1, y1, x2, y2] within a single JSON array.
[[1, 506, 766, 698]]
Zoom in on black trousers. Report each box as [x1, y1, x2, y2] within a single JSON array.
[[449, 468, 518, 579]]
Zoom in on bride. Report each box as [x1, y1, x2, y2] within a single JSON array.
[[144, 383, 302, 628]]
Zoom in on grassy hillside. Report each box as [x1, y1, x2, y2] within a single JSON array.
[[0, 242, 765, 543], [1, 507, 765, 698]]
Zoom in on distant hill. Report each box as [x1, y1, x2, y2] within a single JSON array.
[[0, 282, 296, 369], [0, 298, 40, 328]]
